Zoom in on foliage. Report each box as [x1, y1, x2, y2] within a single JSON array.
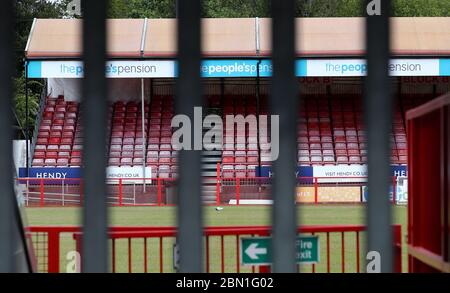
[[14, 75, 42, 139], [107, 0, 449, 18]]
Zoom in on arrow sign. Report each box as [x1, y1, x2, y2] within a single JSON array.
[[245, 243, 268, 260], [240, 236, 319, 266]]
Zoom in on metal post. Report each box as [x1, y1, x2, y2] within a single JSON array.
[[0, 0, 15, 273], [270, 0, 298, 272], [216, 162, 221, 206], [62, 180, 65, 207], [81, 0, 108, 273], [25, 62, 29, 175], [176, 0, 203, 273], [141, 78, 146, 192], [256, 60, 262, 176], [365, 0, 393, 273]]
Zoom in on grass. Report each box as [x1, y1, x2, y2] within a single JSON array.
[[25, 205, 407, 273]]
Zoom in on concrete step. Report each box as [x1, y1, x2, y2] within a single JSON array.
[[202, 171, 218, 177], [201, 195, 217, 201], [202, 185, 217, 192], [202, 157, 221, 163], [202, 177, 217, 184], [202, 164, 218, 171], [203, 150, 222, 156], [202, 143, 222, 150]]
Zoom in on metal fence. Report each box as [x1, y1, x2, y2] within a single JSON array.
[[26, 225, 402, 273], [0, 0, 395, 272], [17, 176, 405, 207]]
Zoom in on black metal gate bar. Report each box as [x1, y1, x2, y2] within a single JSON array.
[[270, 0, 299, 273], [176, 0, 203, 273], [81, 0, 108, 273], [0, 0, 15, 273], [365, 0, 393, 273]]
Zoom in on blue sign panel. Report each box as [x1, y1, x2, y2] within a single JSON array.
[[28, 59, 449, 78], [200, 60, 273, 78], [440, 59, 450, 76], [255, 166, 313, 178], [18, 167, 82, 184], [391, 165, 408, 177]]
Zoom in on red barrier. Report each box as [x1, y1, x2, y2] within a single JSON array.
[[119, 178, 123, 206], [17, 176, 404, 206], [39, 179, 44, 207], [216, 162, 221, 206], [236, 178, 240, 205], [157, 178, 162, 206], [314, 177, 318, 204], [26, 224, 402, 273]]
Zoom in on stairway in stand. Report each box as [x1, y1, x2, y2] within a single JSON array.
[[201, 107, 222, 204]]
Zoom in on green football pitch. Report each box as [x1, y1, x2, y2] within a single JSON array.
[[25, 205, 407, 273]]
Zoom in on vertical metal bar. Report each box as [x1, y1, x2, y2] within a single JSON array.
[[141, 78, 146, 192], [444, 105, 450, 263], [365, 0, 393, 273], [144, 238, 147, 273], [216, 162, 221, 206], [205, 237, 210, 273], [236, 236, 240, 273], [341, 232, 345, 273], [326, 232, 330, 273], [25, 64, 29, 175], [0, 0, 15, 272], [236, 178, 241, 206], [176, 0, 203, 273], [47, 231, 61, 273], [356, 231, 360, 273], [40, 178, 44, 207], [312, 232, 316, 273], [159, 237, 163, 273], [157, 178, 162, 206], [221, 236, 225, 273], [119, 178, 123, 206], [81, 0, 108, 273], [112, 239, 116, 273], [128, 238, 132, 273], [270, 0, 298, 273], [256, 60, 262, 176]]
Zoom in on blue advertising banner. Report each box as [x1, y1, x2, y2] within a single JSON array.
[[28, 58, 449, 78], [255, 166, 313, 178], [18, 167, 82, 184], [18, 167, 82, 178], [391, 165, 407, 177], [256, 165, 406, 183]]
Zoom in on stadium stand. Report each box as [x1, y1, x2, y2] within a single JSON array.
[[222, 95, 260, 178], [33, 95, 81, 167], [31, 93, 430, 177], [108, 100, 148, 168]]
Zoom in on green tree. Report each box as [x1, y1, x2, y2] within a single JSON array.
[[126, 0, 176, 18], [392, 0, 450, 17], [203, 0, 269, 18], [14, 76, 42, 139], [16, 0, 69, 75], [108, 0, 130, 18], [110, 0, 449, 18], [15, 1, 67, 138]]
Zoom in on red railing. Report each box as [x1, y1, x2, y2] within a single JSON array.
[[26, 225, 402, 273], [17, 175, 402, 206]]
